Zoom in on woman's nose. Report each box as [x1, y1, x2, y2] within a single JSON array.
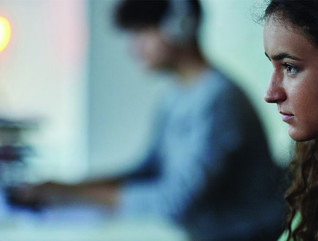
[[264, 72, 286, 103]]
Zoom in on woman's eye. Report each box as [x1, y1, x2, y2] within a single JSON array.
[[282, 63, 299, 75]]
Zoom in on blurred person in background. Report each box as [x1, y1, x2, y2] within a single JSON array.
[[10, 0, 285, 240]]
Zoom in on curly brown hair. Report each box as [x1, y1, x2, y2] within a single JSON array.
[[263, 0, 318, 240], [285, 140, 318, 240]]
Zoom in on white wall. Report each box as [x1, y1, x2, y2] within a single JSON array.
[[0, 0, 89, 182]]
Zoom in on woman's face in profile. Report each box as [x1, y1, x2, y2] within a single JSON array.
[[263, 16, 318, 141]]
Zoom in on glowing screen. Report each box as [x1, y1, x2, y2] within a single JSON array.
[[0, 17, 11, 52]]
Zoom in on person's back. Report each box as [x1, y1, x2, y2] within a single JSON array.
[[113, 61, 285, 240], [142, 68, 285, 241]]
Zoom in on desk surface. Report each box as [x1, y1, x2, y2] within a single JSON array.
[[0, 205, 189, 241]]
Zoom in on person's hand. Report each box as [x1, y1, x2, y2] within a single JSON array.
[[82, 181, 120, 207], [7, 179, 122, 209], [7, 181, 68, 208]]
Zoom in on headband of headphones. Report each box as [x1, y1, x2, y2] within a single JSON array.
[[160, 0, 198, 45]]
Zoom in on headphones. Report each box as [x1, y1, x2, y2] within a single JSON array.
[[160, 0, 198, 46]]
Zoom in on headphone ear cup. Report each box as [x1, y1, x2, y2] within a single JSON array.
[[160, 0, 197, 45]]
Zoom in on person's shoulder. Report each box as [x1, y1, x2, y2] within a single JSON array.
[[205, 69, 243, 95], [205, 69, 249, 103]]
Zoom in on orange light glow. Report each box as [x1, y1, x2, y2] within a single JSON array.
[[0, 17, 11, 52]]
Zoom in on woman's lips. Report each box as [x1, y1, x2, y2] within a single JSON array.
[[280, 112, 294, 122]]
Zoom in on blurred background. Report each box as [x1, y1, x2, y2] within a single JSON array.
[[0, 0, 291, 240], [0, 0, 290, 182]]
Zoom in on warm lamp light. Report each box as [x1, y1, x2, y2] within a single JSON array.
[[0, 17, 11, 52]]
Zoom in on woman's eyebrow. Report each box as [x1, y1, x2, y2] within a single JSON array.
[[265, 52, 303, 61]]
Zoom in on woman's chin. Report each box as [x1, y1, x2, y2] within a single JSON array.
[[288, 128, 318, 142]]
